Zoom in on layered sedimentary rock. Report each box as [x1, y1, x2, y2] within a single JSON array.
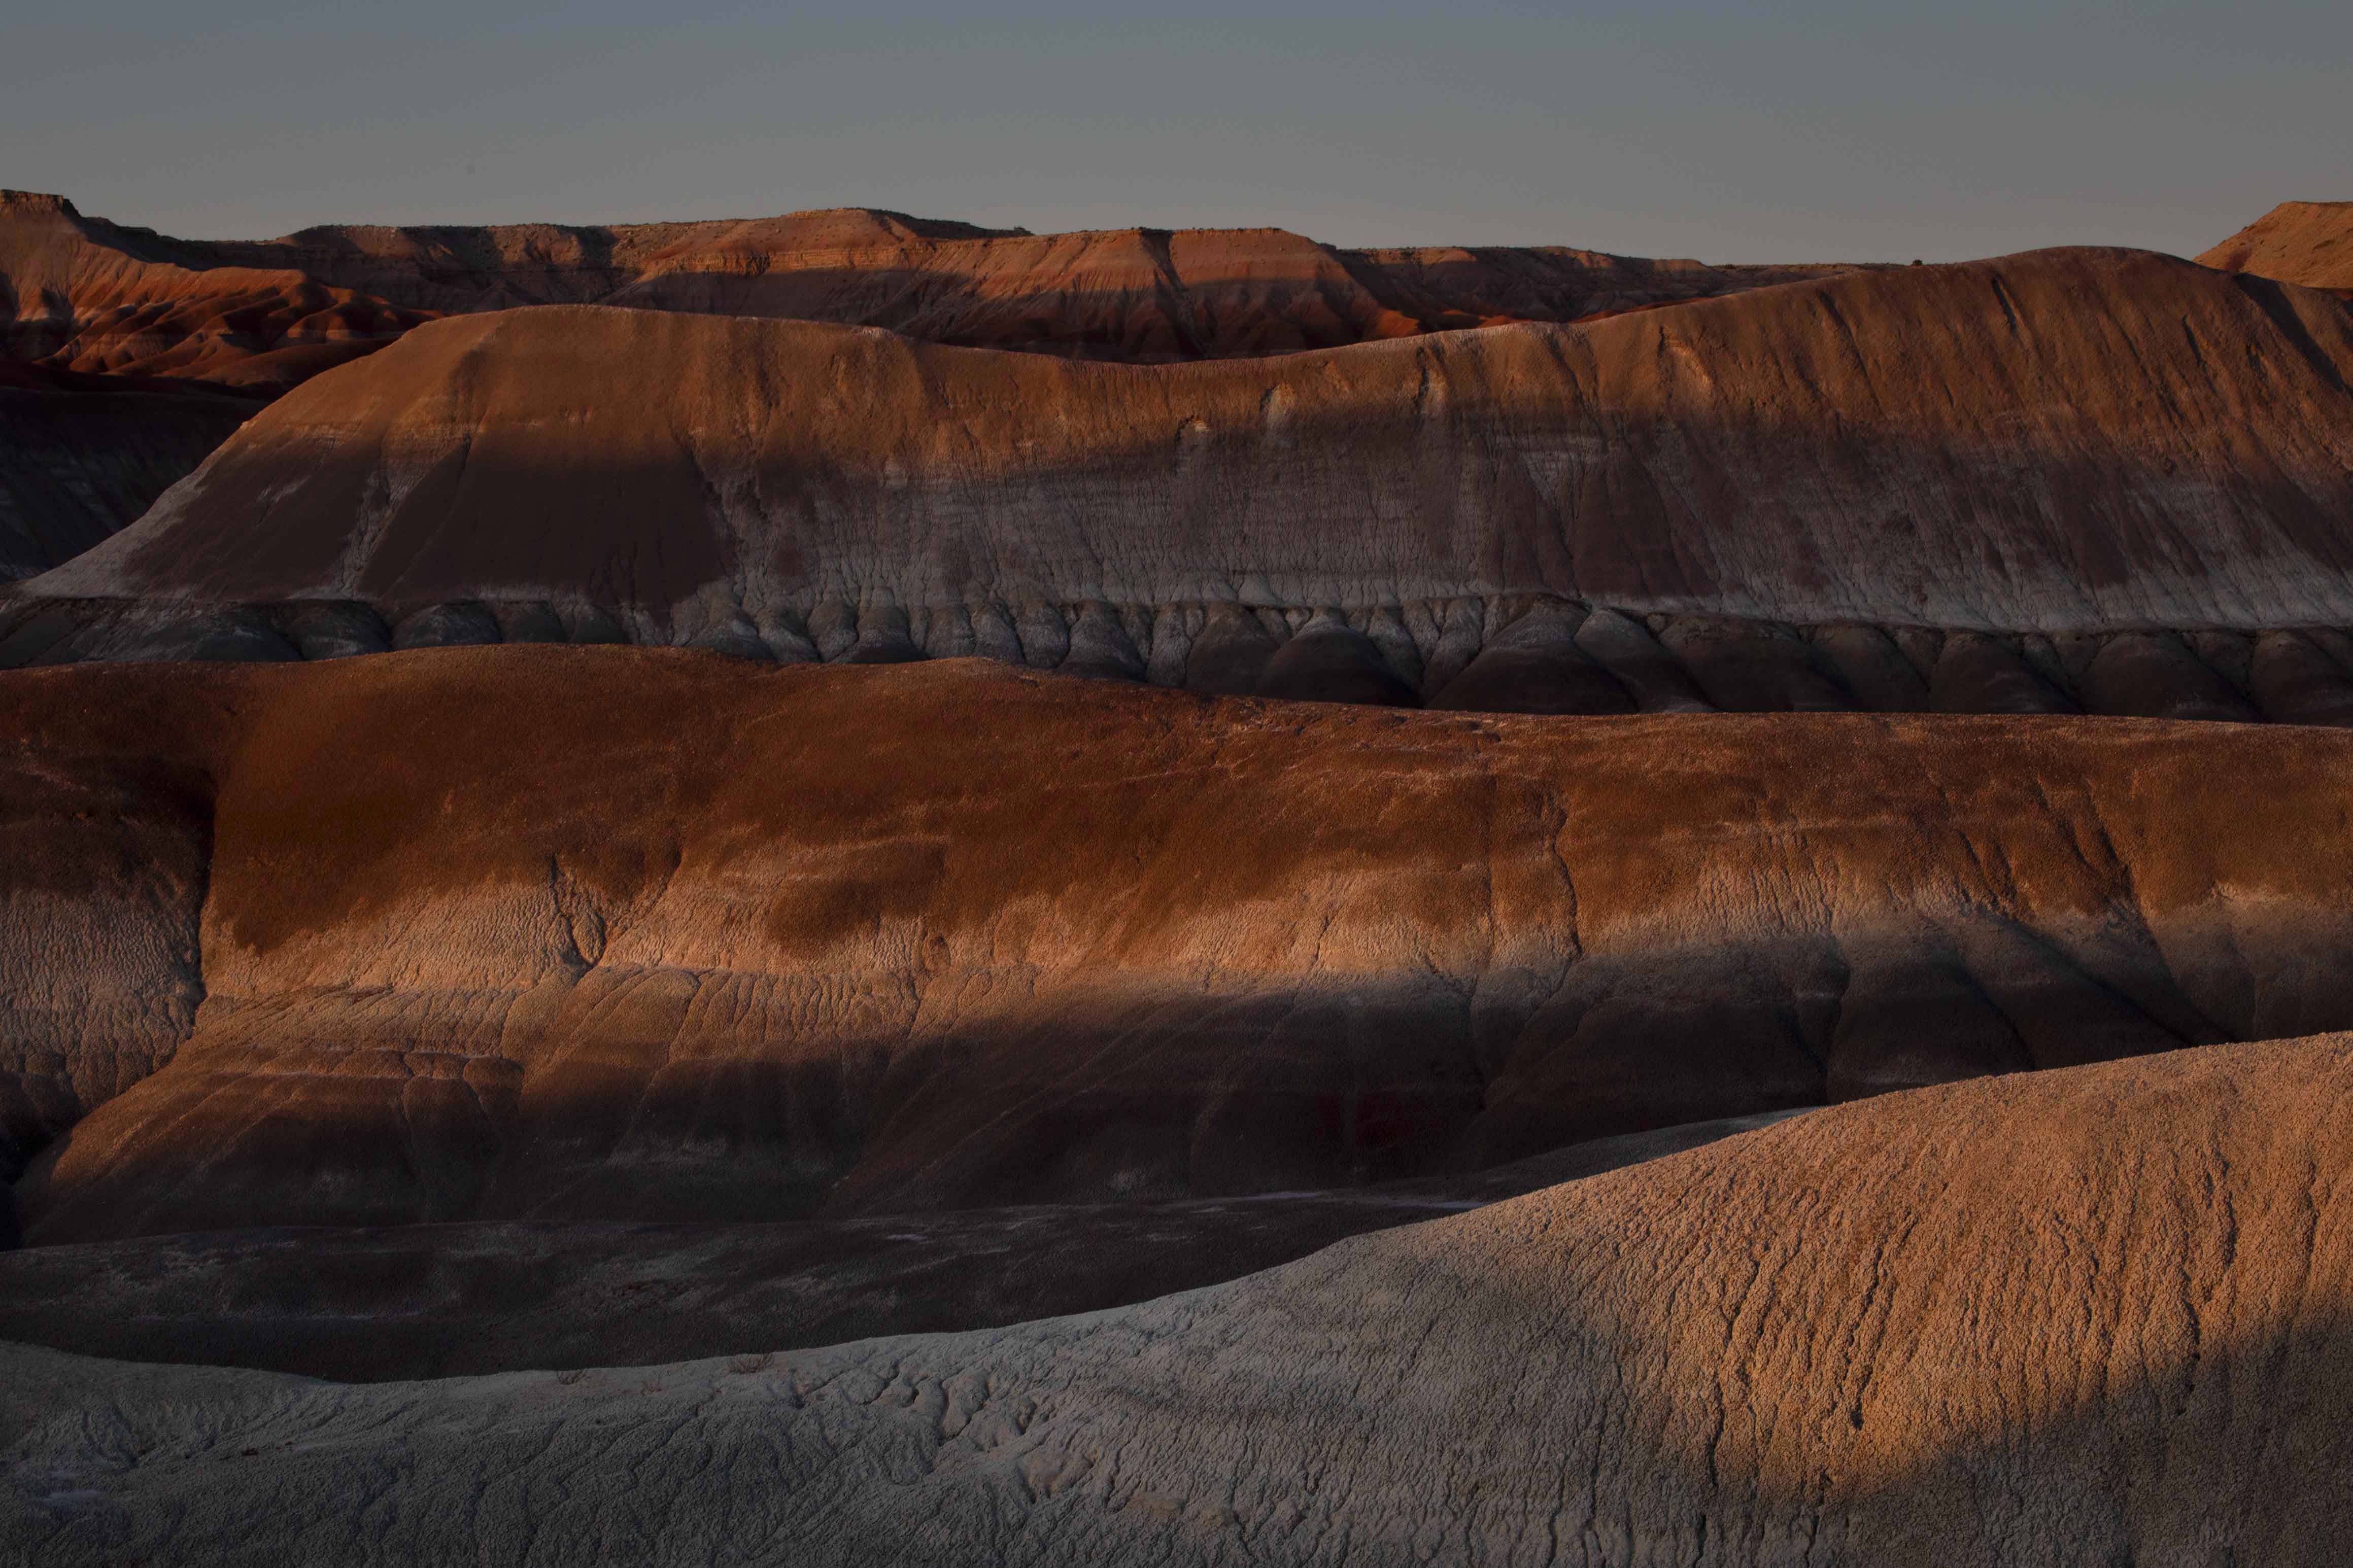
[[6, 1036, 2346, 1566], [2200, 199, 2353, 296], [0, 188, 1853, 586], [11, 647, 2353, 1244], [0, 364, 255, 581], [0, 192, 428, 398], [0, 188, 1852, 389], [0, 1112, 1799, 1379], [12, 244, 2352, 721]]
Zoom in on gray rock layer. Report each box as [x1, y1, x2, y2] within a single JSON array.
[[20, 248, 2353, 647], [4, 1037, 2345, 1566]]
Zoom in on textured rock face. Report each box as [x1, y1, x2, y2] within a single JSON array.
[[13, 246, 2352, 711], [0, 1112, 1800, 1380], [0, 189, 1857, 600], [2200, 199, 2353, 295], [0, 188, 1860, 581], [0, 364, 254, 581], [0, 188, 1854, 390], [4, 1037, 2346, 1566], [11, 647, 2353, 1244], [0, 192, 428, 398], [0, 673, 214, 1176]]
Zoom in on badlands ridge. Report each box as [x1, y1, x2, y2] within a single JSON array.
[[8, 245, 2353, 725], [3, 191, 2352, 1564], [10, 645, 2353, 1239]]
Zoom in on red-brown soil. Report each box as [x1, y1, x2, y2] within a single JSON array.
[[2199, 199, 2353, 297], [0, 188, 1859, 580], [10, 647, 2353, 1246]]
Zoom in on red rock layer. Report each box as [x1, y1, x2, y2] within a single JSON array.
[[0, 188, 1857, 394], [2199, 199, 2353, 296], [11, 647, 2353, 1242], [20, 247, 2353, 644]]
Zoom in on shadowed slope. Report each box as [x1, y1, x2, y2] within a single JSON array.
[[0, 189, 1856, 593], [19, 247, 2352, 674], [10, 647, 2353, 1241], [0, 1112, 1802, 1380], [2200, 199, 2353, 296], [4, 1038, 2346, 1565], [0, 365, 254, 581]]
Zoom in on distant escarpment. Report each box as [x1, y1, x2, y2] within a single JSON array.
[[0, 187, 1854, 389], [9, 245, 2352, 723], [10, 647, 2353, 1243], [0, 187, 1854, 577]]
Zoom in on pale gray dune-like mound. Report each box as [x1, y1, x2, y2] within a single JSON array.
[[10, 647, 2353, 1244], [11, 245, 2352, 724], [4, 1036, 2345, 1567]]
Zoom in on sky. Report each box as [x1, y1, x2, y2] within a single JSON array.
[[4, 1, 2346, 262]]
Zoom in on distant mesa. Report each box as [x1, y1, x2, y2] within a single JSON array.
[[0, 186, 1859, 393]]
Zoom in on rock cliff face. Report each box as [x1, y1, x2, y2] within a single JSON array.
[[6, 1036, 2346, 1567], [11, 245, 2352, 722], [2200, 199, 2353, 296], [10, 648, 2353, 1244]]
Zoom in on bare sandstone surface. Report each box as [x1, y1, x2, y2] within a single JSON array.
[[4, 1037, 2345, 1566], [9, 647, 2353, 1243]]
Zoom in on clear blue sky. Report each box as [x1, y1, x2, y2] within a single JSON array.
[[5, 1, 2344, 261]]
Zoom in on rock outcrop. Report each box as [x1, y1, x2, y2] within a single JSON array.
[[2199, 199, 2353, 296], [11, 245, 2351, 722], [5, 1036, 2345, 1566], [11, 647, 2353, 1244]]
